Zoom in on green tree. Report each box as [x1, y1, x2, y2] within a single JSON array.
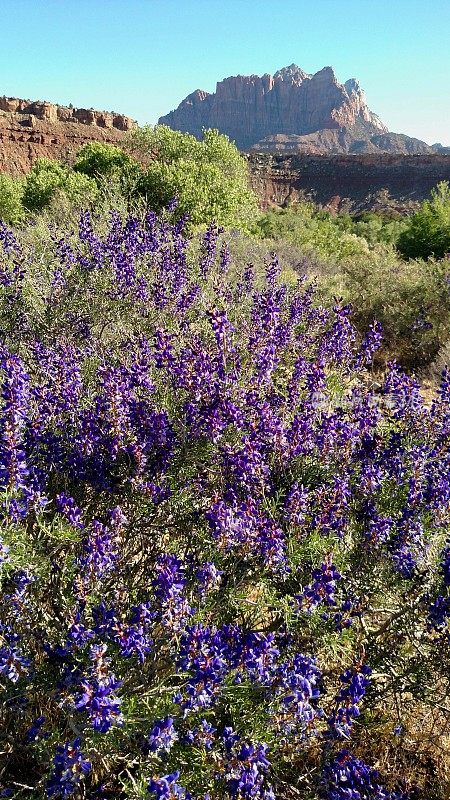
[[130, 125, 258, 228], [73, 142, 141, 196], [23, 158, 98, 212], [397, 181, 450, 259], [255, 203, 369, 262], [0, 173, 25, 225]]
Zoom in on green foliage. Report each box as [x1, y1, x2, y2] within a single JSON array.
[[131, 125, 258, 228], [23, 157, 98, 212], [74, 142, 135, 178], [397, 181, 450, 259], [255, 203, 370, 261], [74, 142, 142, 199], [335, 211, 409, 246], [0, 172, 25, 225], [341, 247, 450, 368]]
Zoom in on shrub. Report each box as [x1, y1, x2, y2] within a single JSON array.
[[23, 158, 98, 212], [131, 125, 258, 228], [0, 173, 24, 226], [341, 247, 450, 368], [74, 142, 142, 200], [0, 210, 449, 798], [255, 204, 370, 262], [341, 211, 409, 247], [74, 142, 137, 179], [397, 181, 450, 260]]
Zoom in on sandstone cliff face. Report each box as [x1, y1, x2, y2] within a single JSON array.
[[0, 96, 135, 130], [0, 97, 136, 175], [248, 153, 450, 212], [158, 64, 389, 151], [158, 65, 442, 155]]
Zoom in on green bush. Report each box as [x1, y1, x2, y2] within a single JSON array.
[[397, 181, 450, 259], [23, 158, 98, 212], [255, 204, 370, 262], [341, 247, 450, 368], [0, 173, 25, 225], [74, 142, 142, 200], [131, 125, 258, 229], [335, 211, 409, 247]]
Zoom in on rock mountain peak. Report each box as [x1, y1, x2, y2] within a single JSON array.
[[158, 64, 437, 155]]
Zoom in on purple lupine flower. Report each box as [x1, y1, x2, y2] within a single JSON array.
[[196, 562, 222, 597], [321, 750, 391, 799], [0, 641, 30, 683], [176, 624, 229, 712], [238, 631, 279, 684], [284, 483, 308, 526], [79, 508, 125, 584], [222, 732, 273, 800], [26, 715, 46, 741], [147, 771, 190, 799], [328, 665, 372, 738], [429, 595, 450, 629], [47, 738, 90, 797], [200, 223, 222, 279], [271, 653, 322, 735], [56, 493, 84, 529], [184, 719, 216, 750], [0, 348, 29, 492], [297, 555, 342, 614], [0, 619, 30, 683], [355, 320, 383, 368], [207, 496, 285, 569], [153, 554, 192, 630], [148, 717, 178, 754], [74, 644, 123, 733]]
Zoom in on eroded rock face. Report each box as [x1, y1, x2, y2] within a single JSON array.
[[0, 95, 137, 175], [0, 95, 136, 131], [247, 152, 450, 212], [158, 64, 389, 151]]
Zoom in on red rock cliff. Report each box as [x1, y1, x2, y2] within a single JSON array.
[[0, 95, 136, 175], [158, 65, 389, 151]]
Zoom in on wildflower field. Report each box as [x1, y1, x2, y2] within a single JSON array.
[[0, 203, 449, 799]]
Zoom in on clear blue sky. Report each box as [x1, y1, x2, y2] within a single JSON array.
[[0, 0, 448, 145]]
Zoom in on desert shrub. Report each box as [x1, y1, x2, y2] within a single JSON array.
[[397, 181, 450, 260], [131, 126, 258, 228], [0, 209, 449, 799], [335, 211, 409, 247], [23, 158, 99, 212], [0, 173, 25, 226], [341, 247, 450, 368], [74, 142, 138, 179], [255, 204, 370, 262], [74, 142, 142, 201]]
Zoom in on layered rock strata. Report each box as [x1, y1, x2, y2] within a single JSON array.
[[0, 96, 135, 175], [159, 65, 438, 155]]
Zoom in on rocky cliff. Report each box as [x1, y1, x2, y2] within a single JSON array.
[[0, 96, 135, 175], [158, 65, 437, 155], [248, 152, 450, 212]]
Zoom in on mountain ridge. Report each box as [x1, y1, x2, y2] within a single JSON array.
[[158, 65, 440, 155]]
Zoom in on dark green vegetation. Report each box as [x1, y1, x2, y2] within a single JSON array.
[[0, 126, 449, 799]]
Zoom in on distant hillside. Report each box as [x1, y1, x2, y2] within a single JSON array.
[[158, 65, 443, 155], [0, 95, 136, 175], [248, 152, 450, 213]]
